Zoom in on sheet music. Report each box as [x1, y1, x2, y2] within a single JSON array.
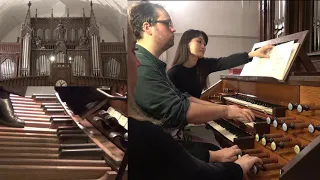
[[240, 41, 298, 80]]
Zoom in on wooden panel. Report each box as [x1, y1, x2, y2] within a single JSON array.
[[300, 86, 320, 105], [221, 80, 300, 106], [222, 80, 238, 92], [238, 81, 257, 95], [200, 80, 223, 100]]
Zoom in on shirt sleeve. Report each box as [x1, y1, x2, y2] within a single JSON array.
[[198, 52, 253, 73], [134, 64, 190, 129]]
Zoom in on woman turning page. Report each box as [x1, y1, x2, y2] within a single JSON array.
[[167, 29, 273, 98]]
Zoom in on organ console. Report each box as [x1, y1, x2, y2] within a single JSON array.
[[201, 31, 320, 180], [0, 88, 128, 179]]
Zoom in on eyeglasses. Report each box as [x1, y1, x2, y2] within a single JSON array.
[[153, 19, 174, 28]]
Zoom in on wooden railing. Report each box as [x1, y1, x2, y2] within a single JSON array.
[[71, 76, 127, 86], [0, 43, 20, 53], [0, 75, 127, 87], [0, 76, 50, 87]]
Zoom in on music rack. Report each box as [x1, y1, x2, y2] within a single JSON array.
[[219, 30, 320, 85]]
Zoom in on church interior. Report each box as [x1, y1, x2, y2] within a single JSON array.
[[0, 0, 320, 179]]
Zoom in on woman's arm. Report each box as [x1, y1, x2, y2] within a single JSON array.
[[200, 52, 252, 73], [201, 45, 273, 73]]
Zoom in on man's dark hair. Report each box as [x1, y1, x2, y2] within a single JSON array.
[[129, 2, 164, 40]]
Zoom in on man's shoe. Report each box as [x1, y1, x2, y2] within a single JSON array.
[[0, 98, 25, 128]]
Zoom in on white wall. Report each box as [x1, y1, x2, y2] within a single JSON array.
[[152, 1, 260, 88], [1, 25, 21, 42], [98, 23, 120, 42]]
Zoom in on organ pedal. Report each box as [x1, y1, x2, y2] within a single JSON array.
[[0, 93, 127, 180]]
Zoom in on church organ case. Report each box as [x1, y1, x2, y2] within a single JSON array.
[[0, 1, 127, 88]]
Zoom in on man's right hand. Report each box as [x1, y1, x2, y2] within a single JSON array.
[[209, 145, 242, 162], [235, 154, 263, 180], [226, 105, 255, 123]]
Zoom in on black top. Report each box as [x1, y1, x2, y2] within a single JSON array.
[[167, 53, 252, 98], [128, 117, 244, 180]]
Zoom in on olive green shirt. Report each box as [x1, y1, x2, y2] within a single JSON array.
[[134, 44, 190, 130]]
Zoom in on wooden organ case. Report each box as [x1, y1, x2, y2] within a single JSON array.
[[201, 31, 320, 180], [0, 1, 127, 88], [0, 88, 128, 180]]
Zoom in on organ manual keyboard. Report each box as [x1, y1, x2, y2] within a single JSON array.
[[201, 30, 320, 180], [0, 88, 128, 180]]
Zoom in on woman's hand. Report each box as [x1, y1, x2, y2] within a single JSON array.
[[248, 45, 274, 58]]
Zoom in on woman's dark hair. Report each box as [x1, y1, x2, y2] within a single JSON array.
[[171, 29, 209, 90]]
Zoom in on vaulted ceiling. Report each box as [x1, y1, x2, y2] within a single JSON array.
[[0, 0, 127, 41]]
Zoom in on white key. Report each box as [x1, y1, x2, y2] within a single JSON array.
[[112, 110, 122, 119], [207, 121, 237, 142], [245, 122, 255, 127], [124, 122, 128, 130], [118, 115, 128, 127], [223, 97, 273, 115], [224, 97, 250, 106], [247, 104, 272, 114], [106, 107, 115, 115]]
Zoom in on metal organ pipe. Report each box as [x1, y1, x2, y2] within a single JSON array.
[[6, 60, 8, 78], [93, 36, 96, 75], [26, 34, 29, 76], [22, 36, 26, 76], [77, 56, 79, 75], [27, 35, 30, 74], [24, 35, 28, 76], [95, 36, 99, 76], [43, 55, 45, 75], [91, 35, 95, 75], [94, 35, 97, 76]]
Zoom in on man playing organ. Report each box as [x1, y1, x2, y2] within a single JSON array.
[[129, 0, 262, 169]]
